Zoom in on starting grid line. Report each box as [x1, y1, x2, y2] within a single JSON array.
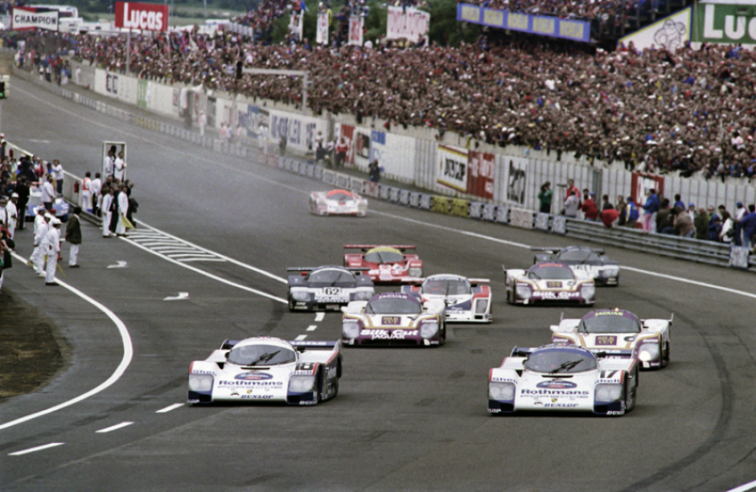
[[124, 230, 227, 263]]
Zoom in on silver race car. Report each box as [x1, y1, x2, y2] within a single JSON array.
[[188, 337, 342, 405], [287, 265, 374, 312], [532, 246, 620, 286], [401, 274, 492, 323]]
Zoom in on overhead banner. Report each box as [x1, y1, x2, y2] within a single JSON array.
[[619, 8, 691, 50], [386, 6, 430, 43], [695, 1, 756, 44], [11, 7, 59, 31], [437, 145, 468, 193], [456, 3, 590, 42], [316, 13, 329, 45], [115, 2, 169, 31], [348, 16, 363, 46], [468, 151, 495, 200]]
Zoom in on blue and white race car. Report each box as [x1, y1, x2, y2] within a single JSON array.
[[488, 344, 638, 416], [287, 265, 374, 312], [188, 337, 342, 405]]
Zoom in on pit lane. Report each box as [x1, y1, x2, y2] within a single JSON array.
[[1, 75, 756, 492]]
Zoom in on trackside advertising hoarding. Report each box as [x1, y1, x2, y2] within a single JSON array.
[[457, 3, 590, 42], [618, 8, 692, 51], [115, 2, 169, 31], [11, 7, 59, 31], [694, 0, 756, 44]]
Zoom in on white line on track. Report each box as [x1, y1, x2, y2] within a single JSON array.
[[306, 325, 318, 331], [95, 422, 134, 434], [295, 334, 307, 341], [726, 479, 756, 492], [9, 442, 65, 456], [156, 403, 185, 414], [315, 313, 325, 322], [0, 252, 133, 432]]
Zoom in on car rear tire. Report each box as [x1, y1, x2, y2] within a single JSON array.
[[288, 295, 296, 312], [661, 342, 670, 368], [317, 368, 329, 403]]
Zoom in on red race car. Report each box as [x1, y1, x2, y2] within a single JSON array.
[[344, 245, 423, 284]]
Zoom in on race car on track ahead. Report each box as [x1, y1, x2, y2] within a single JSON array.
[[488, 344, 638, 416], [401, 274, 492, 323], [310, 189, 368, 216], [188, 337, 342, 405], [287, 266, 374, 312], [531, 246, 620, 286], [344, 244, 423, 284], [503, 262, 595, 306], [341, 292, 446, 347], [550, 309, 672, 369]]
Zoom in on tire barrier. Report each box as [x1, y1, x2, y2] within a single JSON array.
[[449, 199, 470, 218]]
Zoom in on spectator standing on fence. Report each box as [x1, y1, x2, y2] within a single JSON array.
[[52, 159, 64, 195], [623, 196, 639, 228], [673, 194, 685, 211], [581, 192, 598, 221], [694, 208, 709, 240], [40, 175, 55, 210], [673, 206, 695, 238], [708, 215, 722, 242], [65, 206, 81, 268], [642, 189, 660, 232], [657, 199, 674, 234], [740, 205, 756, 250], [538, 182, 552, 214], [601, 195, 613, 211], [564, 190, 580, 218], [43, 218, 61, 286]]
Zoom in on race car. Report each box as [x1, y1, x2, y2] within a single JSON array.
[[503, 262, 595, 306], [310, 189, 368, 216], [401, 274, 492, 323], [188, 337, 342, 405], [344, 244, 422, 284], [550, 309, 672, 369], [342, 292, 446, 347], [488, 344, 638, 416], [287, 265, 374, 312], [532, 246, 620, 286], [26, 197, 70, 222]]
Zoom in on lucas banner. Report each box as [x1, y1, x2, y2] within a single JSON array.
[[348, 16, 363, 46], [316, 13, 329, 45], [386, 6, 430, 43], [437, 145, 468, 193], [467, 151, 495, 200], [115, 2, 169, 31], [11, 7, 59, 31]]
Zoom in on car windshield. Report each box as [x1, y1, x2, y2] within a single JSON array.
[[308, 269, 355, 285], [529, 266, 574, 280], [523, 349, 597, 374], [579, 313, 641, 333], [366, 297, 422, 315], [227, 344, 296, 366], [558, 250, 600, 262], [364, 248, 404, 264], [423, 278, 470, 296], [327, 191, 353, 202]]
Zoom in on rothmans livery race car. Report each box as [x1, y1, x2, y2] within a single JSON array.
[[344, 245, 423, 284], [503, 262, 595, 305], [401, 274, 492, 323], [310, 189, 368, 216], [287, 266, 374, 312], [532, 246, 620, 286], [488, 344, 638, 416], [342, 292, 446, 347], [188, 337, 342, 405], [550, 309, 672, 369]]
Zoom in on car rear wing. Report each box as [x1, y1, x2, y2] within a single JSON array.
[[510, 346, 538, 357], [289, 340, 341, 352], [591, 349, 634, 359], [220, 339, 240, 350], [287, 266, 370, 273], [344, 244, 416, 252], [530, 246, 605, 254]]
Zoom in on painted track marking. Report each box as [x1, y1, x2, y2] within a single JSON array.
[[96, 422, 134, 434], [315, 313, 325, 322], [295, 334, 307, 341], [156, 403, 184, 414], [306, 325, 318, 331], [9, 443, 65, 456]]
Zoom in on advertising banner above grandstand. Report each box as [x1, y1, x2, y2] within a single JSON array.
[[11, 7, 59, 31], [695, 1, 756, 44], [349, 16, 363, 46], [115, 2, 169, 31], [618, 8, 691, 51], [386, 7, 430, 43], [456, 3, 590, 42]]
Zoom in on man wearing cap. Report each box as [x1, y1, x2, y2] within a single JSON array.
[[7, 193, 18, 239], [31, 209, 51, 276], [43, 218, 62, 285], [66, 206, 82, 268]]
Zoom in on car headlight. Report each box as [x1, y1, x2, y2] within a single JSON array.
[[409, 267, 423, 277], [288, 375, 316, 393], [419, 320, 438, 339], [291, 291, 310, 302], [581, 284, 595, 299], [601, 267, 619, 277], [638, 343, 659, 362], [489, 382, 516, 401], [188, 374, 214, 392], [475, 299, 488, 314], [516, 284, 532, 299], [351, 290, 372, 301], [595, 384, 623, 402], [343, 320, 361, 339]]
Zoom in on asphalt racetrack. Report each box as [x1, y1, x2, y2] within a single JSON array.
[[2, 76, 756, 492]]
